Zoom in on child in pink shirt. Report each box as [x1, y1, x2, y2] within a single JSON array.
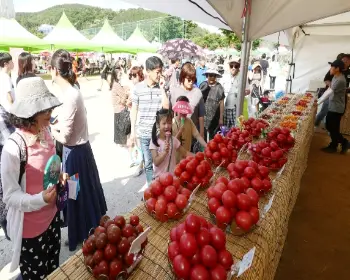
[[149, 109, 191, 178]]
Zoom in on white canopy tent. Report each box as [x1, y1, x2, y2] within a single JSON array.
[[123, 0, 350, 115], [286, 12, 350, 93]]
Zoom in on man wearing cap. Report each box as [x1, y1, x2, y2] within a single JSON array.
[[318, 59, 349, 154]]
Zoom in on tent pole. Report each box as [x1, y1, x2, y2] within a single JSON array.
[[284, 31, 297, 94], [236, 0, 252, 118]]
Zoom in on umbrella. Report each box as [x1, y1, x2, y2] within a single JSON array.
[[157, 39, 204, 59], [172, 101, 193, 115]]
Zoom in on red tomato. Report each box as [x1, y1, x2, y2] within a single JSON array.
[[104, 244, 117, 261], [181, 188, 192, 199], [191, 251, 202, 265], [124, 253, 135, 267], [155, 199, 167, 216], [245, 188, 259, 207], [237, 193, 252, 211], [164, 185, 177, 202], [212, 152, 221, 162], [179, 233, 198, 258], [94, 226, 106, 237], [168, 241, 180, 261], [107, 225, 121, 244], [109, 259, 123, 278], [186, 160, 197, 174], [243, 167, 256, 179], [213, 183, 227, 200], [93, 249, 104, 264], [167, 202, 179, 219], [209, 227, 226, 250], [240, 177, 251, 190], [248, 160, 259, 170], [179, 159, 189, 170], [208, 141, 218, 151], [205, 149, 213, 159], [200, 160, 211, 171], [174, 166, 182, 177], [227, 163, 235, 173], [220, 147, 229, 158], [216, 206, 232, 225], [249, 207, 260, 224], [195, 152, 205, 162], [175, 194, 188, 210], [186, 182, 196, 191], [135, 224, 144, 234], [191, 175, 201, 186], [97, 260, 109, 277], [218, 249, 234, 270], [207, 186, 216, 199], [208, 197, 222, 214], [150, 180, 164, 197], [95, 233, 108, 249], [159, 172, 173, 186], [185, 214, 201, 234], [277, 133, 287, 143], [251, 177, 264, 193], [196, 228, 211, 247], [99, 215, 110, 227], [180, 171, 191, 184], [261, 147, 272, 157], [233, 161, 246, 174], [170, 227, 177, 242], [173, 255, 191, 279], [176, 223, 187, 241], [195, 165, 206, 178], [146, 198, 157, 213], [222, 190, 237, 209], [143, 188, 153, 201], [227, 179, 242, 195], [200, 245, 217, 268], [191, 264, 210, 280], [216, 176, 229, 186], [129, 215, 139, 226], [210, 264, 227, 280], [122, 224, 135, 238], [235, 211, 253, 231], [214, 134, 223, 143], [262, 178, 272, 192]]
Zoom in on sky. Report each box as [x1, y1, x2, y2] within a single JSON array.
[[12, 0, 219, 32]]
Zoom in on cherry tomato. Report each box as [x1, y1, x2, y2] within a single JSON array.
[[208, 197, 221, 214], [195, 152, 205, 162], [196, 228, 211, 247], [179, 233, 198, 258], [109, 259, 123, 278], [209, 227, 226, 251], [175, 194, 188, 210], [200, 245, 217, 268], [166, 202, 179, 219], [172, 255, 191, 279], [215, 206, 232, 225], [185, 214, 201, 234], [210, 264, 227, 280], [164, 185, 177, 202], [143, 188, 153, 200], [146, 198, 157, 213], [190, 264, 210, 280], [235, 211, 253, 231], [159, 172, 173, 186], [195, 165, 206, 178], [168, 241, 180, 261], [237, 193, 252, 211], [104, 244, 117, 261], [222, 190, 237, 209], [122, 224, 135, 238], [218, 250, 233, 270]]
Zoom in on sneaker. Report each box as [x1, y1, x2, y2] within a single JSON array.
[[340, 140, 349, 154], [133, 166, 144, 177], [321, 146, 337, 153]]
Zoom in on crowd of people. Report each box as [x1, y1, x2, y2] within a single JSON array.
[[0, 49, 282, 279]]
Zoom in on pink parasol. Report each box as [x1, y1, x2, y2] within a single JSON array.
[[172, 101, 193, 115]]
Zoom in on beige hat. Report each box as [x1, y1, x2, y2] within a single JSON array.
[[203, 63, 222, 78], [11, 77, 62, 118]]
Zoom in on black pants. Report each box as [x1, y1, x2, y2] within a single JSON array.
[[326, 111, 347, 149], [19, 213, 61, 280], [270, 75, 276, 89]]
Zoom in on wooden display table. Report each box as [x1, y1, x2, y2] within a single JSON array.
[[48, 105, 316, 280], [340, 94, 350, 135]]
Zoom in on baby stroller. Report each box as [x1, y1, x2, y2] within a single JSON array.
[[259, 90, 272, 113]]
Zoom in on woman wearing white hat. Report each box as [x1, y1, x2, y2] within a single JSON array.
[[199, 65, 225, 140], [1, 77, 67, 278]]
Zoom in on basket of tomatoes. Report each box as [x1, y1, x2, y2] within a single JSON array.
[[82, 215, 147, 280]]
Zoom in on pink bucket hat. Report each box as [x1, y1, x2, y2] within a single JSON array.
[[172, 101, 193, 115]]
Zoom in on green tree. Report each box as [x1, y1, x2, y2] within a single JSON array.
[[220, 29, 261, 51]]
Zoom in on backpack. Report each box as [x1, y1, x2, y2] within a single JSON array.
[[8, 132, 27, 184]]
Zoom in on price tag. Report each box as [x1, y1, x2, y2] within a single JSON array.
[[184, 184, 200, 212], [237, 247, 256, 277], [128, 227, 151, 255]]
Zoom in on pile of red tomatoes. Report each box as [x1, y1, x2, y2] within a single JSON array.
[[174, 152, 213, 190], [204, 134, 238, 168], [144, 173, 191, 222], [242, 118, 269, 138], [207, 176, 260, 233], [168, 214, 234, 280], [83, 215, 146, 279]]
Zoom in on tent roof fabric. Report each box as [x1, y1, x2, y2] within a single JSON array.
[[43, 12, 94, 51], [0, 17, 48, 50], [123, 0, 350, 40], [91, 19, 130, 52], [126, 27, 156, 52]]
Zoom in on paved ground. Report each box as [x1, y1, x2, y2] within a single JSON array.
[[0, 76, 146, 279]]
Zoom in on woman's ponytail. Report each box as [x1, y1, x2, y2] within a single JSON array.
[[151, 121, 159, 147]]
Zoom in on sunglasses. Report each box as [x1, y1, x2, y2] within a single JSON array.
[[129, 73, 137, 79], [230, 64, 240, 69]]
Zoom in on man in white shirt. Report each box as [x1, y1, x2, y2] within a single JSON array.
[[0, 52, 15, 112]]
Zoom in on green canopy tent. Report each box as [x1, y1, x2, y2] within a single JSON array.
[[43, 12, 95, 52], [90, 19, 131, 53], [126, 27, 156, 53], [0, 17, 49, 51]]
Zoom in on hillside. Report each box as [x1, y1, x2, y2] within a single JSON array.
[[16, 4, 166, 38]]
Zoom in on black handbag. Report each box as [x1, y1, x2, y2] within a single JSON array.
[[120, 108, 131, 135]]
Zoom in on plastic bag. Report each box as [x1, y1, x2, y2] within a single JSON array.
[[130, 146, 143, 165]]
